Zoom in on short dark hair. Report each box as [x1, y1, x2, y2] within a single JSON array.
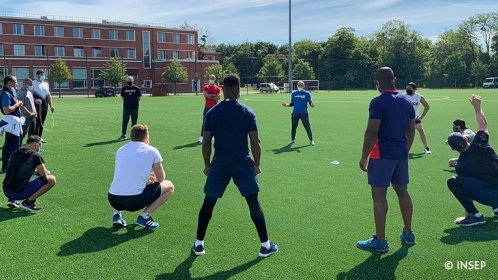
[[36, 70, 45, 75], [130, 124, 148, 141], [26, 135, 42, 145], [407, 82, 417, 89], [453, 119, 467, 129], [3, 75, 15, 86], [223, 73, 240, 89]]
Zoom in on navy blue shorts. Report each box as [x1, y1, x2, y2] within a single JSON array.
[[368, 159, 409, 187], [108, 182, 161, 212], [204, 157, 259, 198], [4, 177, 47, 200]]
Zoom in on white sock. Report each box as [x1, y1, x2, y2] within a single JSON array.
[[140, 212, 151, 219], [261, 240, 270, 249], [474, 212, 482, 217], [113, 210, 121, 215], [195, 239, 204, 247]]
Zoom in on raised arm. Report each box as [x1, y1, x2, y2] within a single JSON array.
[[470, 95, 487, 133]]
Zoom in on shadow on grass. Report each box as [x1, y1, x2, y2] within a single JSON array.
[[440, 221, 498, 245], [337, 245, 409, 280], [267, 145, 309, 154], [443, 169, 456, 174], [409, 152, 425, 159], [173, 142, 201, 150], [57, 226, 153, 256], [156, 254, 262, 280], [0, 207, 35, 222], [83, 139, 122, 147]]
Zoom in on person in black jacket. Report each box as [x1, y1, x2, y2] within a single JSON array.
[[118, 76, 141, 141]]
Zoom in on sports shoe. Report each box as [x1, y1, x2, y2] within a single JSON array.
[[118, 135, 127, 141], [259, 241, 278, 257], [136, 215, 159, 230], [456, 214, 486, 226], [7, 199, 20, 209], [310, 141, 315, 146], [192, 242, 206, 256], [198, 136, 203, 143], [357, 235, 389, 253], [493, 209, 498, 218], [41, 139, 47, 143], [288, 140, 295, 146], [400, 231, 416, 245], [20, 200, 42, 212], [112, 213, 127, 228], [424, 147, 431, 154]]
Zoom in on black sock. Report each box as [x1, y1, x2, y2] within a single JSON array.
[[245, 193, 269, 243], [196, 195, 217, 240]]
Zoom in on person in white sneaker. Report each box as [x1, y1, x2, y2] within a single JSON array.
[[404, 82, 431, 154], [198, 74, 221, 143]]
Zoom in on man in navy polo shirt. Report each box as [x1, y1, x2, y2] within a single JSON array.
[[446, 95, 498, 226], [192, 73, 278, 258], [357, 67, 416, 253], [282, 80, 315, 146]]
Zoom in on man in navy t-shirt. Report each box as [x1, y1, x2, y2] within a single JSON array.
[[192, 73, 278, 258], [447, 94, 498, 226], [282, 80, 315, 146], [357, 67, 416, 253]]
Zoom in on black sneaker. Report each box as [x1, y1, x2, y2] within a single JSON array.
[[118, 135, 127, 141], [20, 200, 42, 212], [259, 241, 279, 257], [192, 242, 205, 256], [7, 199, 20, 209]]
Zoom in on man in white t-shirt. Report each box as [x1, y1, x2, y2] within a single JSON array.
[[404, 82, 431, 154], [108, 124, 175, 229], [31, 70, 54, 142], [447, 119, 475, 167]]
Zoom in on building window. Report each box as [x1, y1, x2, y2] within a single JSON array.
[[12, 68, 29, 80], [110, 48, 119, 57], [34, 45, 46, 56], [0, 44, 3, 56], [187, 34, 194, 45], [142, 31, 151, 69], [92, 48, 102, 58], [14, 44, 25, 56], [91, 69, 104, 88], [13, 23, 24, 35], [157, 32, 166, 43], [126, 48, 136, 59], [125, 30, 135, 41], [143, 80, 152, 88], [173, 51, 180, 60], [73, 27, 83, 38], [54, 26, 64, 37], [55, 46, 65, 57], [54, 81, 69, 89], [109, 29, 118, 40], [74, 47, 84, 57], [34, 25, 45, 36], [91, 28, 100, 39], [0, 68, 6, 81], [72, 68, 87, 89], [157, 50, 167, 60], [172, 34, 180, 43], [187, 51, 194, 60]]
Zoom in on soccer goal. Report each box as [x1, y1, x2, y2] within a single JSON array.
[[291, 80, 320, 92]]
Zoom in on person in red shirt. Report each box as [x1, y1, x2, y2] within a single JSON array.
[[199, 74, 221, 142]]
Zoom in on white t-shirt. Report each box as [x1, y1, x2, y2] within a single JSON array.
[[404, 92, 422, 117], [109, 141, 163, 196], [462, 128, 475, 143], [32, 80, 51, 99]]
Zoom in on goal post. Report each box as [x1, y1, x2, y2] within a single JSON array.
[[291, 80, 320, 92]]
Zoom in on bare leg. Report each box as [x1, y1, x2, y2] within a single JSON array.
[[144, 180, 175, 214], [392, 184, 413, 233], [371, 186, 388, 240], [416, 124, 428, 148]]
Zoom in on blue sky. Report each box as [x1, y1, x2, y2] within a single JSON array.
[[1, 0, 496, 45]]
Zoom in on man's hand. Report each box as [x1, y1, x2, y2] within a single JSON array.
[[254, 164, 261, 174], [310, 102, 315, 108], [30, 112, 37, 118], [203, 165, 210, 176], [469, 94, 481, 108], [50, 105, 55, 112], [416, 116, 422, 121], [17, 101, 24, 108], [281, 102, 287, 107], [359, 157, 369, 172], [34, 99, 42, 105]]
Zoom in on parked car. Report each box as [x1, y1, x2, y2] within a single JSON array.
[[482, 77, 498, 88], [259, 82, 279, 93], [95, 86, 116, 97]]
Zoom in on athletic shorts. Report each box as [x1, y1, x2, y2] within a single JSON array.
[[415, 119, 422, 125], [108, 182, 161, 212], [4, 177, 48, 200], [204, 157, 259, 198], [368, 159, 409, 187]]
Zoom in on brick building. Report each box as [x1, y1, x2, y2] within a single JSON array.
[[0, 13, 220, 94]]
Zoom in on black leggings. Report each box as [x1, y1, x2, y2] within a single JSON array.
[[291, 113, 313, 141]]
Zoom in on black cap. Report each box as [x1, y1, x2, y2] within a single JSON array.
[[448, 132, 467, 151]]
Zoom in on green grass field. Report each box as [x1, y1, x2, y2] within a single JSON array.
[[1, 88, 498, 279]]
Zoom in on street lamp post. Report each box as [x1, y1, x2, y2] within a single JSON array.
[[288, 0, 292, 93]]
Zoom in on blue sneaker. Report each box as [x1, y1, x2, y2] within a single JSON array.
[[400, 231, 416, 245], [288, 140, 295, 146], [357, 235, 389, 253], [456, 214, 486, 227], [112, 214, 127, 228], [259, 241, 278, 257], [192, 242, 205, 256], [136, 215, 159, 230]]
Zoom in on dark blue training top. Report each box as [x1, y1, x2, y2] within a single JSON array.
[[456, 131, 498, 188], [203, 100, 257, 160], [290, 90, 312, 114], [1, 86, 21, 117]]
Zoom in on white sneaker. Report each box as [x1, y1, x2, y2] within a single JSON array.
[[198, 136, 203, 143], [310, 141, 315, 146], [424, 147, 431, 154]]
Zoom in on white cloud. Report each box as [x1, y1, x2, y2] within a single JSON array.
[[361, 0, 402, 10]]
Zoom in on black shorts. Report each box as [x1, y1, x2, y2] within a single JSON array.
[[415, 119, 422, 125], [108, 182, 161, 212]]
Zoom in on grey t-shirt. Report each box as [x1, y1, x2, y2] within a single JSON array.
[[16, 88, 36, 118], [462, 129, 475, 143]]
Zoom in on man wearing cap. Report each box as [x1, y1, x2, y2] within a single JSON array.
[[31, 70, 55, 142], [446, 95, 498, 226], [446, 119, 475, 167]]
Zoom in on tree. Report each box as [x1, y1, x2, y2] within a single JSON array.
[[99, 57, 127, 88], [257, 57, 285, 82], [224, 62, 239, 76], [293, 59, 315, 80], [205, 63, 224, 82], [49, 58, 72, 98], [470, 60, 489, 87], [161, 60, 188, 95]]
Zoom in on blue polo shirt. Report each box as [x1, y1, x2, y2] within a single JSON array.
[[203, 100, 257, 160], [369, 91, 415, 160], [290, 90, 312, 114], [1, 86, 21, 117]]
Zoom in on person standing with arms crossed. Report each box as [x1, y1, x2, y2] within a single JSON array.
[[31, 70, 54, 143], [198, 74, 221, 143], [357, 67, 416, 253], [282, 80, 315, 146], [118, 76, 142, 141]]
